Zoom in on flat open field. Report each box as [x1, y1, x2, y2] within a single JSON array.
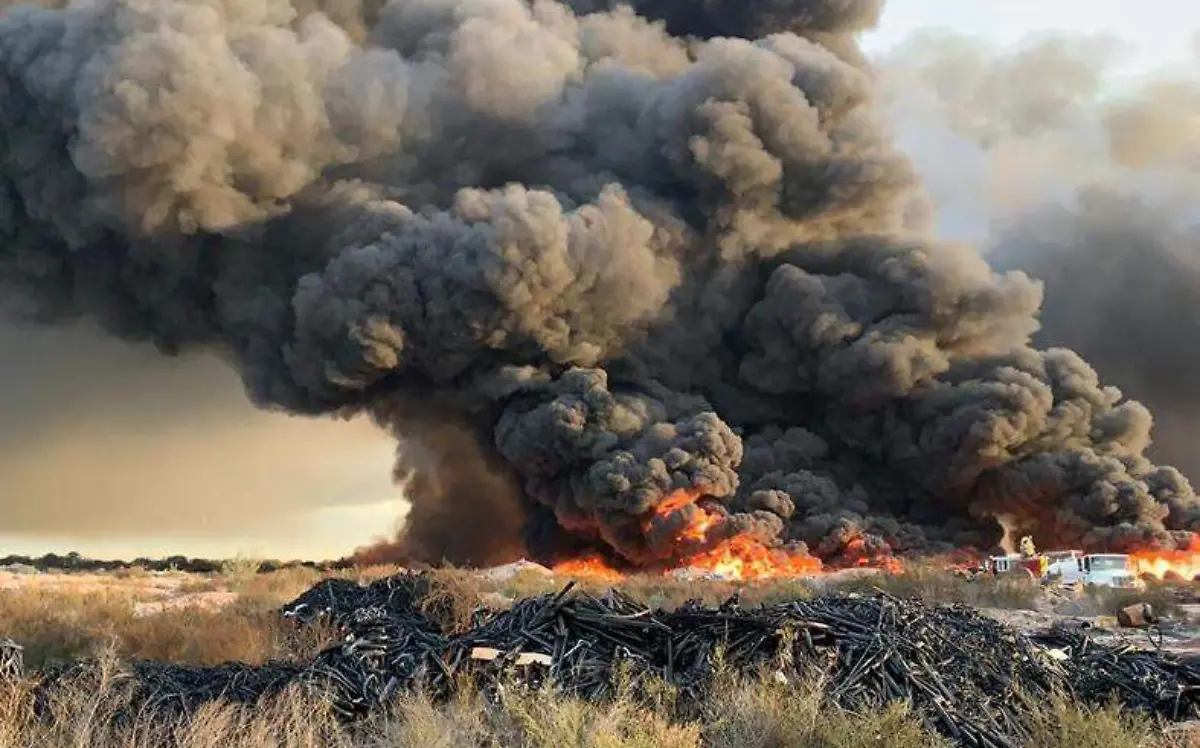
[[1, 561, 1199, 747]]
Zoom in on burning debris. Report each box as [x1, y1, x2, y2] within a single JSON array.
[[16, 574, 1200, 746], [0, 0, 1198, 575], [1132, 536, 1200, 582]]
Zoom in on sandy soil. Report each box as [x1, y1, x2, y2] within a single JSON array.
[[0, 567, 242, 616], [982, 604, 1200, 655]]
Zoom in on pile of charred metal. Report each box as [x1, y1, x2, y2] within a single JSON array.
[[12, 573, 1200, 747]]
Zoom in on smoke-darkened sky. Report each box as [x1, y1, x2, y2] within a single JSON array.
[[1, 0, 1197, 562]]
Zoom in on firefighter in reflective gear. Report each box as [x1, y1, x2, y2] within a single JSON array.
[[1019, 535, 1036, 558], [1019, 536, 1046, 578]]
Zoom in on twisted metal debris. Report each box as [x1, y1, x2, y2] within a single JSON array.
[[15, 573, 1200, 745]]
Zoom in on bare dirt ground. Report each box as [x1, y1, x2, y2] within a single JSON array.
[[982, 605, 1200, 654]]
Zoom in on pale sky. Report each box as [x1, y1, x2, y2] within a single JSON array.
[[3, 0, 1196, 562], [864, 1, 1198, 75]]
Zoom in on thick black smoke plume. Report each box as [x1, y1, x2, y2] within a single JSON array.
[[990, 191, 1200, 486], [878, 32, 1200, 483], [1, 0, 1196, 566]]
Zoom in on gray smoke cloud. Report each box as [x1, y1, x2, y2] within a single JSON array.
[[1, 0, 1196, 567], [877, 31, 1200, 487]]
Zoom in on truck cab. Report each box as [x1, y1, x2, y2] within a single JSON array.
[[985, 554, 1045, 578], [1042, 550, 1083, 580], [1053, 553, 1143, 589]]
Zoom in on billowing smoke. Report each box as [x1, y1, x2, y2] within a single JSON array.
[[1, 0, 1196, 568], [877, 31, 1200, 483]]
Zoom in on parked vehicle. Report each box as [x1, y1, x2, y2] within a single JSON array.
[[985, 549, 1144, 589], [984, 553, 1046, 579]]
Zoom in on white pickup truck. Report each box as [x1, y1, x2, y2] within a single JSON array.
[[1044, 551, 1143, 589]]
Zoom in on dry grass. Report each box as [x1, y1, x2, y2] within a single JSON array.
[[0, 588, 335, 669], [701, 673, 949, 748], [1078, 581, 1187, 620], [0, 669, 352, 748], [828, 565, 1042, 610], [223, 566, 326, 607], [0, 664, 1174, 748], [552, 565, 1043, 612], [1020, 696, 1156, 748], [418, 567, 489, 633], [220, 557, 267, 587]]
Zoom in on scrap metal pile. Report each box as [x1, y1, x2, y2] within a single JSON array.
[[16, 574, 1200, 746]]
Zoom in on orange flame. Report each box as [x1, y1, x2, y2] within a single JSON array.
[[553, 489, 827, 582], [552, 553, 626, 583], [839, 537, 904, 574], [1130, 534, 1200, 581], [680, 534, 822, 580]]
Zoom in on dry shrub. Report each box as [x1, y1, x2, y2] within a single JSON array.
[[346, 564, 409, 584], [379, 691, 493, 748], [1020, 696, 1153, 748], [0, 651, 1182, 748], [497, 688, 700, 748], [1078, 581, 1186, 620], [110, 567, 153, 580], [231, 567, 325, 608], [617, 577, 740, 610], [496, 567, 562, 599], [176, 576, 226, 595], [736, 578, 817, 606], [419, 567, 486, 633], [702, 672, 948, 748], [168, 689, 350, 748], [0, 660, 350, 748], [0, 589, 134, 666], [220, 557, 266, 588], [0, 590, 333, 669], [2, 647, 141, 748], [419, 565, 816, 614], [115, 602, 284, 665], [831, 566, 1041, 610]]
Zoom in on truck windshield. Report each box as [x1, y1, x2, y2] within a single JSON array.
[[1087, 556, 1127, 571]]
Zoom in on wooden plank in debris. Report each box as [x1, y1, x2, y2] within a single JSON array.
[[468, 647, 552, 666], [514, 652, 553, 667], [470, 647, 502, 661]]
